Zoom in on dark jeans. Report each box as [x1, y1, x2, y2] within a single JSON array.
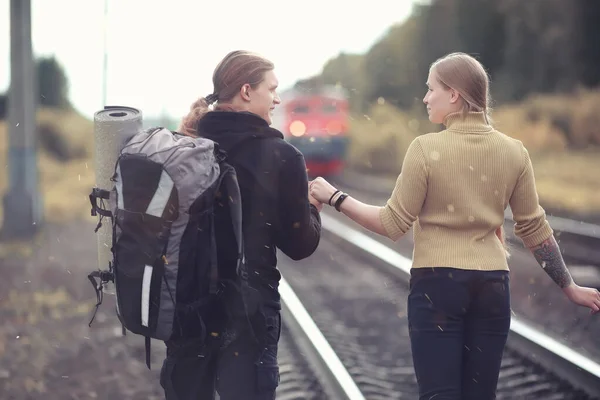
[[408, 267, 511, 400], [160, 307, 281, 400]]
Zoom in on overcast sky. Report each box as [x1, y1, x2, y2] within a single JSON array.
[[1, 0, 414, 119]]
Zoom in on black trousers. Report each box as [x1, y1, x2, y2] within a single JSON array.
[[160, 307, 281, 400], [408, 267, 511, 400]]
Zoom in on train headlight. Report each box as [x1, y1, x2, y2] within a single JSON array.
[[326, 121, 342, 135], [290, 120, 306, 137]]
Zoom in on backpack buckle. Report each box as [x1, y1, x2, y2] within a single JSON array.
[[87, 268, 115, 327], [89, 188, 113, 232], [214, 147, 228, 163], [89, 188, 111, 216], [216, 281, 225, 296]]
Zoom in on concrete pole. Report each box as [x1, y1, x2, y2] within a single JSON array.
[[102, 0, 108, 107], [1, 0, 43, 239]]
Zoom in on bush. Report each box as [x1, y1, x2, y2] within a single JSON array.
[[494, 89, 600, 150], [347, 101, 436, 173], [37, 57, 70, 109]]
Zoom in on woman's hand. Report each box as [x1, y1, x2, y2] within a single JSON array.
[[309, 177, 338, 205], [563, 283, 600, 314], [310, 177, 390, 237]]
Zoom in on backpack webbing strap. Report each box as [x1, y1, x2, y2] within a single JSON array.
[[145, 336, 151, 369], [89, 188, 113, 233], [221, 166, 244, 277], [209, 215, 218, 294], [220, 163, 259, 344], [87, 269, 114, 327]]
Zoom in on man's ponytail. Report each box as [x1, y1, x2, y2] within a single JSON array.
[[178, 97, 211, 137]]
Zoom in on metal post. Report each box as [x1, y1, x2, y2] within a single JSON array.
[[1, 0, 43, 239], [102, 0, 108, 107]]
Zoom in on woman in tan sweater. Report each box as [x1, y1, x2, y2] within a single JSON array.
[[309, 52, 600, 400]]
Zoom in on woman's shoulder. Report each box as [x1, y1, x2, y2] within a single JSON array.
[[489, 127, 528, 151], [409, 130, 448, 148]]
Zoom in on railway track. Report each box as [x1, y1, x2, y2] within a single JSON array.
[[274, 210, 600, 399], [275, 321, 332, 400]]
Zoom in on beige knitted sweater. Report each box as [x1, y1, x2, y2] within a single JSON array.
[[379, 111, 553, 271]]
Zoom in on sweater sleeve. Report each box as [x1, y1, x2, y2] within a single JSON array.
[[379, 138, 428, 241], [509, 144, 554, 247]]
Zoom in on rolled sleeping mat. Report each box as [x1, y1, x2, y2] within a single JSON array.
[[93, 106, 143, 271]]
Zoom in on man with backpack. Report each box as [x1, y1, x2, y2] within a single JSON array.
[[168, 50, 322, 400], [88, 50, 321, 399], [166, 50, 323, 399]]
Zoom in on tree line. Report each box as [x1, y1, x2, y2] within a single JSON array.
[[296, 0, 600, 114]]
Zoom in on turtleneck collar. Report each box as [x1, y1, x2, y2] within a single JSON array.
[[443, 111, 493, 134]]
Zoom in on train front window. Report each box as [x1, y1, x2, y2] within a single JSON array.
[[322, 104, 337, 113], [292, 104, 310, 114]]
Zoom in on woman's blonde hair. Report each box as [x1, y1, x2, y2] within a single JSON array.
[[179, 50, 275, 136], [430, 52, 493, 124]]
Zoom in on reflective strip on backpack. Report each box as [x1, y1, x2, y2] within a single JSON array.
[[141, 265, 153, 327], [146, 169, 174, 217], [115, 164, 124, 210]]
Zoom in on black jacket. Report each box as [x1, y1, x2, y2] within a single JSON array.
[[197, 111, 321, 309]]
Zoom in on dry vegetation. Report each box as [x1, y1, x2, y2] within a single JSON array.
[[347, 101, 437, 172], [347, 90, 600, 217], [0, 107, 97, 230], [492, 88, 600, 150]]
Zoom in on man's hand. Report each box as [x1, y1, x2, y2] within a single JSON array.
[[309, 193, 323, 212], [308, 181, 323, 211]]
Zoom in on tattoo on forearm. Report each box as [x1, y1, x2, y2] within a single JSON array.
[[531, 237, 573, 288]]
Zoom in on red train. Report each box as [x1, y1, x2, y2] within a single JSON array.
[[272, 85, 350, 178]]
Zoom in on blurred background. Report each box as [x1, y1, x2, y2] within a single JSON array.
[[2, 0, 600, 225], [1, 0, 599, 398]]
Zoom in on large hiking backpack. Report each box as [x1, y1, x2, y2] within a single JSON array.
[[87, 127, 258, 368]]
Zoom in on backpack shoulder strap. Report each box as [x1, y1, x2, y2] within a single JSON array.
[[218, 161, 260, 334], [219, 162, 244, 277]]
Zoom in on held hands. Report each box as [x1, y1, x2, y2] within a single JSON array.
[[308, 193, 323, 212], [307, 177, 341, 212], [563, 283, 600, 314], [309, 177, 339, 205], [308, 181, 323, 212]]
